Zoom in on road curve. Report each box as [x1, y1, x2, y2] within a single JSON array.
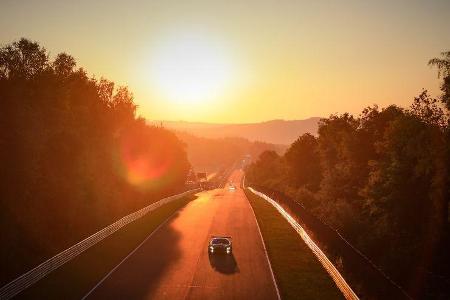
[[85, 170, 279, 300]]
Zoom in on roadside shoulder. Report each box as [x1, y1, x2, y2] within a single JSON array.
[[244, 189, 344, 300]]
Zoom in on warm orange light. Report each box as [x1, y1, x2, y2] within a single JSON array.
[[113, 126, 180, 191], [122, 146, 172, 187]]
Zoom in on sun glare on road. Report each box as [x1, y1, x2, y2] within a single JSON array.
[[150, 31, 234, 106]]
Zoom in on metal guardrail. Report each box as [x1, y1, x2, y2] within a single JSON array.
[[248, 187, 359, 300], [249, 185, 412, 299], [0, 189, 200, 300]]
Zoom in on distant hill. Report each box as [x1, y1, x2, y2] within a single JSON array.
[[174, 131, 287, 173], [150, 118, 321, 145]]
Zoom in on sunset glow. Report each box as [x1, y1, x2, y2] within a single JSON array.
[[113, 126, 181, 191], [122, 149, 171, 187], [149, 32, 234, 106], [1, 1, 449, 123], [2, 1, 450, 299]]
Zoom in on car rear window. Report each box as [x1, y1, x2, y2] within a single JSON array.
[[212, 238, 229, 245]]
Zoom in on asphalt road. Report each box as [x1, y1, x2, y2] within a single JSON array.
[[85, 170, 279, 300]]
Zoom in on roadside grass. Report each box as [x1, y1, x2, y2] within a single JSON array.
[[17, 194, 197, 300], [245, 189, 344, 300]]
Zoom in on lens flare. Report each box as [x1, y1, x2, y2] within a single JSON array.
[[113, 126, 181, 191], [122, 145, 172, 187]]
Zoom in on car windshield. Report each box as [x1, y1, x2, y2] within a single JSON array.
[[212, 238, 229, 245]]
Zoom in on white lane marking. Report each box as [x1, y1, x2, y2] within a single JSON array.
[[160, 284, 219, 289], [82, 207, 185, 300], [244, 189, 282, 300]]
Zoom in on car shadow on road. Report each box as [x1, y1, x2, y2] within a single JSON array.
[[208, 253, 239, 275], [86, 198, 197, 300]]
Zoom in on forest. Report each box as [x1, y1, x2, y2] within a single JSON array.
[[246, 52, 450, 298], [0, 39, 190, 284]]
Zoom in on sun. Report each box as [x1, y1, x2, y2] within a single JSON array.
[[150, 32, 234, 105]]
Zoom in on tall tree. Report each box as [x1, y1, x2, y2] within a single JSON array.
[[428, 51, 450, 110], [284, 133, 321, 191]]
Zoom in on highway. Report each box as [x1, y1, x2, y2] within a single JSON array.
[[85, 170, 279, 300]]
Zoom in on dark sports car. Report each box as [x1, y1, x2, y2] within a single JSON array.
[[208, 236, 232, 254]]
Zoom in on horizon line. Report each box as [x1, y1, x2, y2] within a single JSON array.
[[144, 116, 323, 126]]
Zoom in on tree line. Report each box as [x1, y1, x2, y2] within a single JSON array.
[[175, 131, 286, 173], [246, 52, 450, 298], [0, 38, 190, 284]]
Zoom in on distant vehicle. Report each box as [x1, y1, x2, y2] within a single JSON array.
[[208, 236, 232, 254], [228, 184, 236, 191], [197, 172, 207, 182]]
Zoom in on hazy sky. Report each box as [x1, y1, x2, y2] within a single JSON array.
[[1, 0, 449, 123]]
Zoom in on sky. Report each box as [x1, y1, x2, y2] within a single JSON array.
[[1, 0, 449, 123]]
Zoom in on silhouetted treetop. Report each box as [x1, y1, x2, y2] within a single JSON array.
[[0, 38, 48, 79], [53, 52, 76, 77], [429, 51, 450, 110], [428, 51, 450, 78]]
